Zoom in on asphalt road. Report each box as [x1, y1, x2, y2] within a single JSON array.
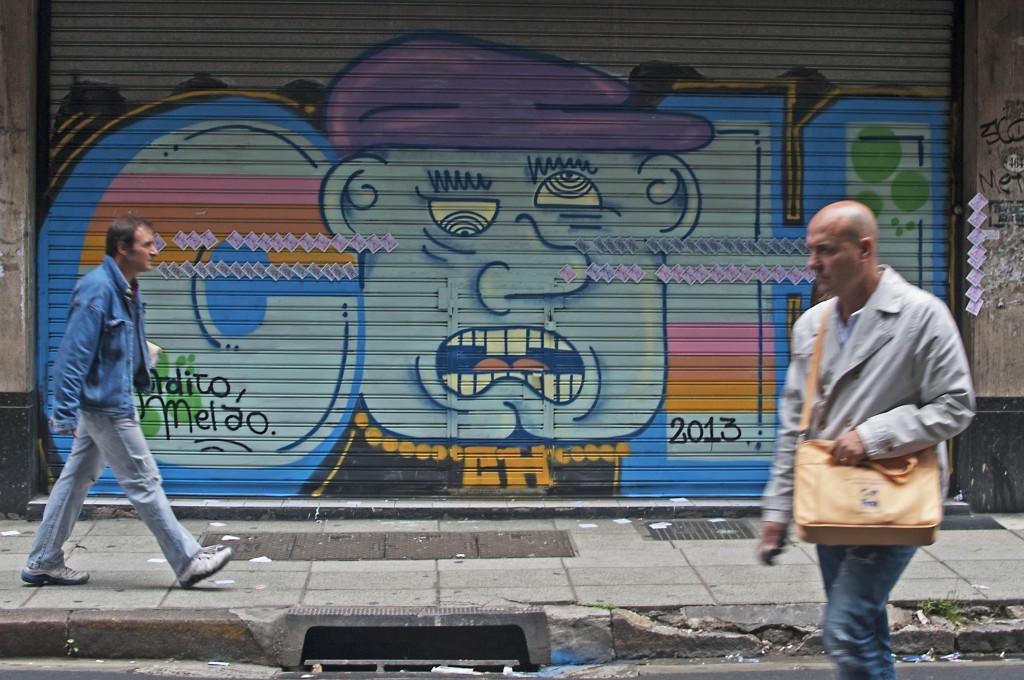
[[3, 658, 1024, 680]]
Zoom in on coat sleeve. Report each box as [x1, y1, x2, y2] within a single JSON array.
[[50, 294, 103, 432], [760, 309, 818, 524], [854, 296, 976, 458]]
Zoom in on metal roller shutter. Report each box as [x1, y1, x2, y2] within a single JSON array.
[[39, 0, 955, 497]]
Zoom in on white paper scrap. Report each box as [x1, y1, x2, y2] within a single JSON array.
[[214, 580, 235, 585], [209, 522, 227, 527], [221, 535, 241, 541], [707, 518, 726, 523], [578, 523, 599, 528], [613, 518, 632, 524], [1, 530, 21, 536], [670, 497, 690, 503], [249, 556, 273, 563], [147, 558, 166, 563], [649, 522, 673, 529]]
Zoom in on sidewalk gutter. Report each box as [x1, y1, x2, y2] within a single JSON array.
[[2, 604, 1023, 667]]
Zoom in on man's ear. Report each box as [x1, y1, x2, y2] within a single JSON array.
[[859, 236, 874, 259], [320, 153, 390, 236]]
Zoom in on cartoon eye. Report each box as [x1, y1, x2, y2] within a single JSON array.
[[535, 171, 600, 208], [428, 199, 499, 237]]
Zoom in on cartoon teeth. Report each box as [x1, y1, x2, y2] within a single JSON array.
[[439, 327, 584, 403]]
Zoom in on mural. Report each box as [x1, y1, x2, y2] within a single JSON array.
[[38, 33, 951, 497]]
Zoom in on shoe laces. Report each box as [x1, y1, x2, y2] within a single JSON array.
[[52, 565, 87, 579]]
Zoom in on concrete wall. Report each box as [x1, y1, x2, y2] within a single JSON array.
[[957, 0, 1024, 511], [0, 0, 40, 515]]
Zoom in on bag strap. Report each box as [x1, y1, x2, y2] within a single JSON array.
[[798, 303, 922, 482], [798, 303, 832, 436]]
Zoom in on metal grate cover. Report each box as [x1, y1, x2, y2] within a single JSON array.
[[939, 514, 1004, 531], [198, 530, 574, 560], [644, 519, 757, 541]]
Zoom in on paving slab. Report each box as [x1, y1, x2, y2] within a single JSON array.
[[1, 498, 1023, 669]]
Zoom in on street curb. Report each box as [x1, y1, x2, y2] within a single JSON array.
[[3, 604, 1024, 667], [0, 608, 270, 664]]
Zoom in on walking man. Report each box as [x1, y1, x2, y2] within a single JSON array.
[[757, 200, 975, 679], [23, 214, 233, 588]]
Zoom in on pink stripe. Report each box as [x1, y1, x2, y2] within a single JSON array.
[[668, 323, 773, 355], [104, 174, 322, 204]]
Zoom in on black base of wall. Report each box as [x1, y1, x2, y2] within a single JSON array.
[[955, 397, 1024, 513], [0, 391, 39, 517]]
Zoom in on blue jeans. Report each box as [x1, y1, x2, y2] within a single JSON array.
[[817, 544, 917, 680], [27, 411, 201, 576]]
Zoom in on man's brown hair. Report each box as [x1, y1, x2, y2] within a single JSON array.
[[105, 214, 153, 257]]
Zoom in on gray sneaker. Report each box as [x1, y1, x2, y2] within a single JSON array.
[[22, 565, 90, 586], [177, 545, 234, 588]]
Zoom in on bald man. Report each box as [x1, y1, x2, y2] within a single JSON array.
[[757, 201, 975, 680]]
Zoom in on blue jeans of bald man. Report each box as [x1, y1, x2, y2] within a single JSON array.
[[27, 411, 202, 576], [817, 544, 917, 680]]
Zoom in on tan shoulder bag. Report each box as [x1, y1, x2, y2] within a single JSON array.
[[792, 305, 942, 546]]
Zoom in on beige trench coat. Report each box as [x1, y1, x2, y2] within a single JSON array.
[[761, 266, 976, 525]]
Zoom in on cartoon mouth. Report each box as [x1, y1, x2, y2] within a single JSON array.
[[438, 327, 585, 404]]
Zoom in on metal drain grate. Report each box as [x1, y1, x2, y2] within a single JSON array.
[[280, 606, 550, 670], [644, 519, 757, 541], [197, 530, 574, 561], [940, 514, 1004, 531]]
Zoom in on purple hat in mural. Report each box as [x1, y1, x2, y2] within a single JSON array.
[[325, 33, 713, 152]]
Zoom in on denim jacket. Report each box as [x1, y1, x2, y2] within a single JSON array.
[[50, 256, 153, 432]]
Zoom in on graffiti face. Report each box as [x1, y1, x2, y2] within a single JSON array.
[[38, 30, 953, 496], [323, 148, 700, 442]]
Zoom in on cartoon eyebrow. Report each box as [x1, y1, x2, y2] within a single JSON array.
[[528, 155, 598, 183], [426, 169, 492, 192]]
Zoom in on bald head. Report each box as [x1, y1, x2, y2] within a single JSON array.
[[806, 200, 882, 319], [815, 200, 879, 242]]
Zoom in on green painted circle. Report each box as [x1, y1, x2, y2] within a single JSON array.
[[851, 128, 902, 182], [855, 190, 884, 217], [891, 171, 930, 212]]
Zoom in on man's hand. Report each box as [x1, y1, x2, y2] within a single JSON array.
[[756, 521, 787, 565], [829, 429, 867, 466], [49, 417, 77, 439]]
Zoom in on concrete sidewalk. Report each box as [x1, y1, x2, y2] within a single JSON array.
[[2, 497, 1024, 669]]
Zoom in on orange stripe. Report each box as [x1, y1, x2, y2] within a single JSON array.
[[667, 354, 777, 413], [77, 203, 352, 267]]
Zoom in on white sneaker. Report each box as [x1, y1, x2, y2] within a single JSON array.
[[177, 545, 234, 588]]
